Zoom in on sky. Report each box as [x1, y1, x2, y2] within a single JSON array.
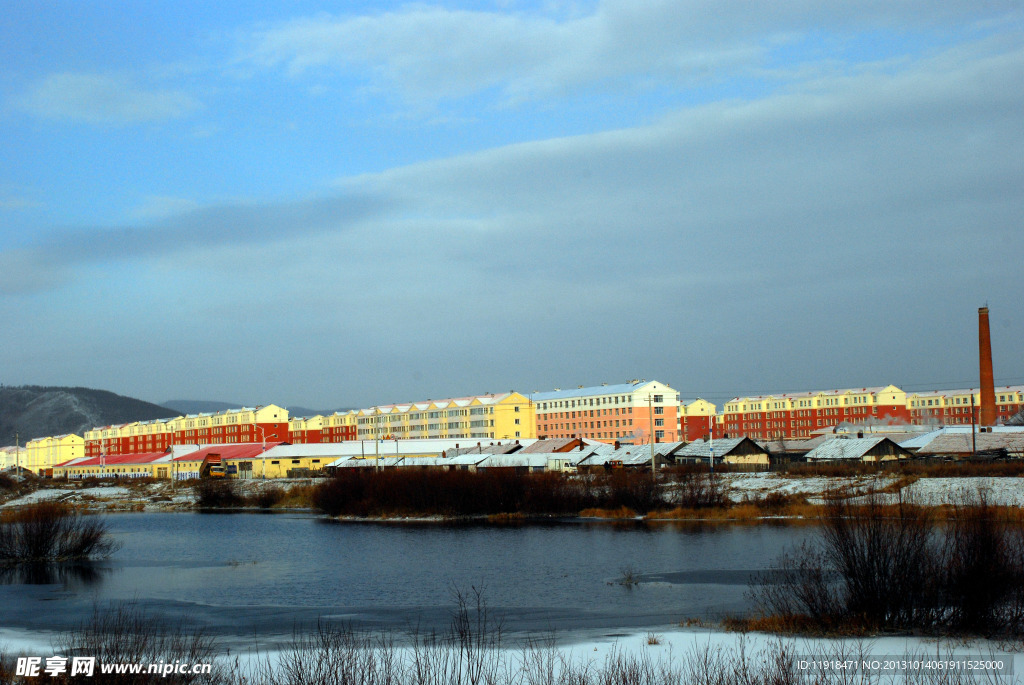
[[1, 1, 1022, 411]]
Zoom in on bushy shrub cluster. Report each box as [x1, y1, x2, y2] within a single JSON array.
[[0, 501, 120, 563], [312, 469, 673, 518], [751, 490, 1024, 636]]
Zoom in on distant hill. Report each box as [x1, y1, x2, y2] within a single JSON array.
[[161, 400, 241, 415], [0, 385, 177, 446]]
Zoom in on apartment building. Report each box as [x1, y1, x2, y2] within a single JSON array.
[[907, 385, 1024, 425], [679, 398, 717, 441], [717, 386, 911, 441], [532, 380, 681, 443], [353, 392, 535, 441], [84, 405, 289, 456], [24, 433, 84, 474]]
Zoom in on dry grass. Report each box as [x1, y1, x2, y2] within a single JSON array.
[[645, 500, 824, 523], [878, 474, 920, 493], [487, 512, 525, 522], [274, 482, 316, 508], [580, 506, 639, 519]]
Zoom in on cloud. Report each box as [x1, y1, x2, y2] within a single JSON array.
[[0, 196, 39, 210], [240, 1, 1022, 105], [19, 72, 200, 125], [128, 196, 201, 222], [4, 38, 1022, 315]]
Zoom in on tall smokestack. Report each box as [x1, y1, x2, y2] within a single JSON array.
[[979, 306, 997, 426]]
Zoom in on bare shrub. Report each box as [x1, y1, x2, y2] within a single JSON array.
[[750, 488, 1024, 636], [940, 490, 1024, 635], [58, 603, 229, 684], [669, 466, 730, 509], [252, 484, 285, 509], [191, 479, 242, 509], [0, 501, 120, 563], [312, 469, 670, 518]]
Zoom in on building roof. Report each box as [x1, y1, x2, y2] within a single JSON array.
[[531, 380, 665, 402], [56, 451, 171, 468], [171, 442, 285, 462], [914, 431, 1024, 456], [725, 386, 895, 403], [477, 454, 553, 469], [677, 437, 756, 459], [518, 438, 580, 453], [445, 442, 523, 456], [362, 392, 523, 414], [803, 437, 904, 461]]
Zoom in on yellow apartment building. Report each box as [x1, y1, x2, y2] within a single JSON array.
[[354, 392, 536, 441], [24, 434, 85, 474]]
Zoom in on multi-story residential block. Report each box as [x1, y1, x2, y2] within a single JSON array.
[[321, 411, 358, 442], [24, 434, 84, 474], [532, 380, 680, 443], [0, 445, 28, 470], [679, 399, 717, 442], [717, 386, 911, 440], [907, 385, 1024, 426], [353, 392, 535, 441], [84, 405, 290, 456], [289, 415, 324, 443]]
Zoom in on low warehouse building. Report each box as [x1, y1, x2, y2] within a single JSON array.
[[675, 437, 770, 468], [803, 436, 911, 462]]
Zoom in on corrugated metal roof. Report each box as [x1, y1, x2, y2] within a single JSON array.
[[899, 429, 946, 450], [804, 437, 893, 461], [172, 442, 284, 462], [915, 432, 1024, 455], [677, 438, 750, 458], [519, 438, 579, 453], [58, 451, 171, 468], [478, 454, 551, 469], [446, 443, 522, 456]]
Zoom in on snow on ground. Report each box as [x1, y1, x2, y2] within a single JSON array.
[[7, 625, 1017, 683], [723, 473, 1024, 506], [905, 478, 1024, 507]]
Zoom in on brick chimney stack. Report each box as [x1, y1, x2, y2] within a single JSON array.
[[979, 306, 997, 426]]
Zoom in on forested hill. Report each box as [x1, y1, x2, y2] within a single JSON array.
[[0, 385, 176, 446]]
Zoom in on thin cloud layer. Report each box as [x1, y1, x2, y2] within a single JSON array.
[[19, 72, 200, 125], [242, 1, 1021, 104], [2, 2, 1021, 406], [7, 38, 1021, 298]]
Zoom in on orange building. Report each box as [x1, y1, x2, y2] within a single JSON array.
[[532, 380, 680, 443]]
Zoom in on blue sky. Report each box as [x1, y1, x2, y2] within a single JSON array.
[[1, 1, 1023, 410]]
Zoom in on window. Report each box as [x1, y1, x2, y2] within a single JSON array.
[[514, 418, 520, 425], [655, 419, 664, 427], [653, 395, 663, 403], [654, 407, 664, 415]]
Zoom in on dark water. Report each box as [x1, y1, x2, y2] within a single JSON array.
[[0, 513, 811, 642]]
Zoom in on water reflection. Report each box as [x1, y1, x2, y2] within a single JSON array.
[[0, 562, 112, 587], [0, 513, 816, 637]]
